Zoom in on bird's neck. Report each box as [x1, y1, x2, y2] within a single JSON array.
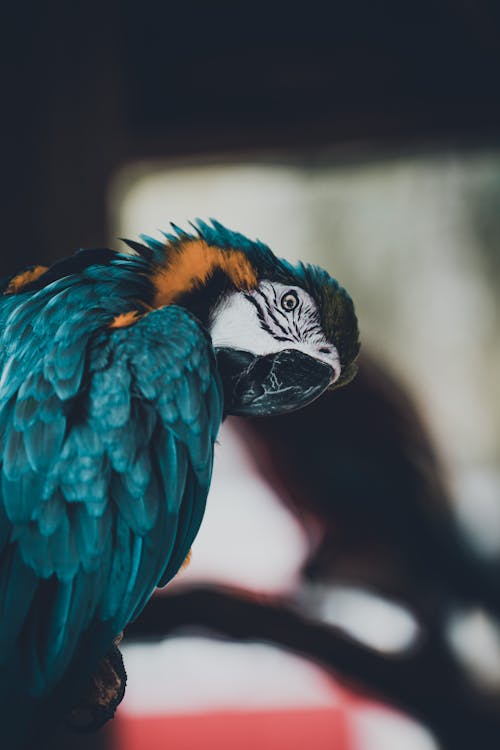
[[148, 239, 257, 309]]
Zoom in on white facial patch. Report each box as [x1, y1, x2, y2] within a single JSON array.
[[209, 281, 341, 383]]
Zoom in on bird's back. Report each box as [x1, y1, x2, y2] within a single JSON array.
[[0, 250, 223, 747]]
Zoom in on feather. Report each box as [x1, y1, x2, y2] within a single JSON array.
[[33, 491, 67, 535], [3, 426, 29, 481], [8, 471, 45, 523], [48, 513, 80, 582], [139, 233, 165, 253], [120, 238, 154, 258], [157, 394, 179, 423], [13, 394, 39, 429], [24, 415, 66, 472], [157, 469, 201, 587], [43, 578, 74, 674], [73, 504, 112, 572], [175, 369, 202, 424], [100, 515, 133, 621], [0, 548, 37, 660], [112, 466, 158, 535], [0, 356, 22, 399]]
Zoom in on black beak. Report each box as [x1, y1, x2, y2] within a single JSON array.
[[215, 348, 334, 417]]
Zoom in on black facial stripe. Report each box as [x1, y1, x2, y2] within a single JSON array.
[[268, 332, 292, 342], [255, 287, 270, 305], [289, 318, 300, 341], [254, 288, 293, 338], [291, 309, 302, 340], [302, 324, 321, 338], [244, 292, 268, 324], [274, 305, 289, 322], [290, 298, 306, 341], [266, 305, 292, 338], [244, 293, 291, 342]]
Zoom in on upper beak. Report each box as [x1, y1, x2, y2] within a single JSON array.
[[215, 348, 335, 417]]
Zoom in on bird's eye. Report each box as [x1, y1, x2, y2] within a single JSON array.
[[281, 290, 299, 312]]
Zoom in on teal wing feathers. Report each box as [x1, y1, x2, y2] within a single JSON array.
[[0, 281, 222, 700]]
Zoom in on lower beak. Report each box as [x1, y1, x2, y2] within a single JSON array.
[[215, 348, 334, 417]]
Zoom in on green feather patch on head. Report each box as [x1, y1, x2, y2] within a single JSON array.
[[253, 256, 360, 377]]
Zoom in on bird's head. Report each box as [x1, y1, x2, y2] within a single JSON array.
[[139, 219, 360, 417]]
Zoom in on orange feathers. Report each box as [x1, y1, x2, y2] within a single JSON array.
[[5, 265, 48, 294], [109, 311, 142, 329], [150, 240, 257, 307]]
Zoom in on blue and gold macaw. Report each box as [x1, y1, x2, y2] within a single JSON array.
[[0, 220, 359, 747]]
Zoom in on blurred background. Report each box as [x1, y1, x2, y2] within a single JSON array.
[[2, 2, 500, 749]]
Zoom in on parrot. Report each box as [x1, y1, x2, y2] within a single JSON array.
[[0, 219, 359, 748]]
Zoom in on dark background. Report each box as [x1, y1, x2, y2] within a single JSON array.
[[2, 1, 500, 276]]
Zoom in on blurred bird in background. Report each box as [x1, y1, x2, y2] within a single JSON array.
[[129, 349, 500, 750], [244, 351, 500, 616], [0, 220, 359, 748]]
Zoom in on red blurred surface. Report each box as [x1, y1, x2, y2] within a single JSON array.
[[114, 708, 352, 750]]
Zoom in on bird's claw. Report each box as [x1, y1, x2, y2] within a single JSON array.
[[65, 637, 127, 733]]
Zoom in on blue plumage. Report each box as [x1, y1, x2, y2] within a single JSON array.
[[0, 252, 223, 747]]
